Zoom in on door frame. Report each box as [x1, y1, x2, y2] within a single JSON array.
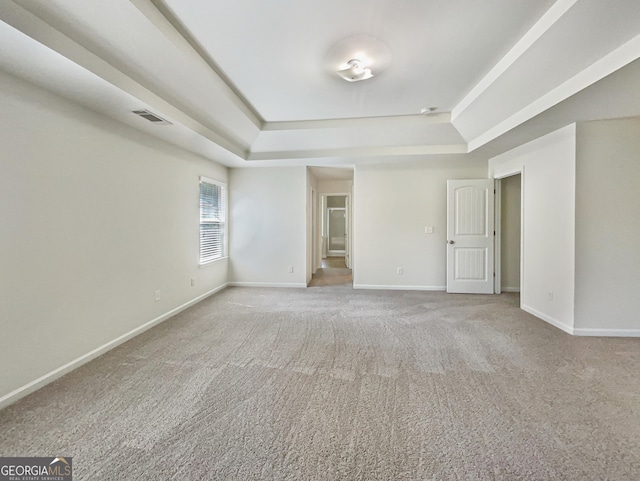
[[327, 207, 346, 256], [493, 167, 525, 304], [321, 192, 352, 268], [311, 187, 318, 274]]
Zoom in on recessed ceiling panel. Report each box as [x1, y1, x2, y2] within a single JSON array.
[[162, 0, 555, 121]]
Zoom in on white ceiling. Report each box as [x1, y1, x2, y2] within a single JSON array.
[[162, 0, 555, 121], [0, 0, 639, 173]]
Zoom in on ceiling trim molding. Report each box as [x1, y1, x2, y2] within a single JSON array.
[[0, 0, 249, 158], [451, 0, 579, 121], [467, 33, 640, 152], [263, 112, 451, 131], [139, 0, 264, 129], [247, 144, 468, 161]]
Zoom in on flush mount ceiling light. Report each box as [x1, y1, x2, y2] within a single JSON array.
[[337, 59, 373, 82], [325, 34, 392, 83]]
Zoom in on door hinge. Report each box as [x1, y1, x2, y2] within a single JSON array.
[[493, 230, 496, 236], [493, 272, 496, 277], [494, 188, 496, 194]]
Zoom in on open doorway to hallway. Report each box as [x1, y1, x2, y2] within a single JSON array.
[[309, 256, 352, 287], [311, 194, 352, 287], [307, 167, 354, 287]]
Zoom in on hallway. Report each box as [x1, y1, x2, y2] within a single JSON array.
[[308, 257, 352, 287]]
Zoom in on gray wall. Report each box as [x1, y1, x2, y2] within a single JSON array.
[[353, 157, 486, 290], [489, 125, 577, 333], [0, 71, 228, 405], [575, 118, 640, 332], [229, 167, 307, 287]]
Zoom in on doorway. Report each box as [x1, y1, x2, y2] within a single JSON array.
[[323, 194, 350, 267], [327, 207, 346, 255], [497, 174, 522, 293], [310, 192, 352, 287]]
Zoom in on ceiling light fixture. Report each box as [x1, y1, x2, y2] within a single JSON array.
[[337, 59, 373, 82], [325, 35, 392, 83]]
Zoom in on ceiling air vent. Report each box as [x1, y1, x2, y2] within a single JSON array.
[[132, 109, 172, 125]]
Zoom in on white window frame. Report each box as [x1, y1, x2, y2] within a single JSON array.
[[199, 176, 228, 265]]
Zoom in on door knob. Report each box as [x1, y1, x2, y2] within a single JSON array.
[[448, 240, 455, 245]]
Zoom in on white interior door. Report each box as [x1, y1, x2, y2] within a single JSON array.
[[446, 179, 495, 294]]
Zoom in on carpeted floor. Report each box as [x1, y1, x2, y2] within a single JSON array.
[[1, 287, 639, 480]]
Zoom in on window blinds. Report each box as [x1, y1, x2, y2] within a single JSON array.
[[199, 178, 226, 263]]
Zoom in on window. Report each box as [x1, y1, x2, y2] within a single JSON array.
[[199, 177, 227, 264]]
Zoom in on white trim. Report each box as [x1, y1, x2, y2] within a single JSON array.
[[493, 165, 524, 180], [199, 177, 228, 264], [513, 304, 639, 337], [452, 0, 578, 120], [198, 255, 228, 268], [501, 287, 521, 293], [572, 328, 640, 338], [0, 284, 228, 410], [227, 282, 308, 288], [353, 284, 446, 291], [131, 0, 263, 129], [494, 179, 501, 294], [199, 175, 226, 188], [263, 112, 451, 131], [467, 34, 640, 151], [492, 166, 525, 309], [522, 304, 574, 335], [247, 144, 467, 161], [519, 166, 525, 309]]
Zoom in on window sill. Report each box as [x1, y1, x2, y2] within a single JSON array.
[[199, 256, 229, 268]]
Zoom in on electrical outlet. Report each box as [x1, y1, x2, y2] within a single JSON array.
[[548, 291, 554, 301], [288, 265, 294, 273], [155, 290, 161, 302], [190, 278, 196, 287], [425, 226, 434, 234], [397, 267, 403, 275]]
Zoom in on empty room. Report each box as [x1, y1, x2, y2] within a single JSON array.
[[1, 1, 639, 480]]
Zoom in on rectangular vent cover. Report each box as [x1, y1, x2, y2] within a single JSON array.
[[132, 109, 171, 125]]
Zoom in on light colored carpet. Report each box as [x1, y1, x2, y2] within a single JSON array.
[[1, 287, 639, 480]]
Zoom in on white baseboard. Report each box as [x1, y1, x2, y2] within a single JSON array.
[[501, 287, 521, 293], [228, 282, 308, 288], [521, 304, 640, 337], [0, 283, 228, 411], [353, 284, 446, 291], [522, 304, 574, 335], [572, 328, 640, 337]]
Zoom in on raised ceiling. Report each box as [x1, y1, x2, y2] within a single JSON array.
[[0, 0, 639, 168], [162, 0, 555, 121]]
